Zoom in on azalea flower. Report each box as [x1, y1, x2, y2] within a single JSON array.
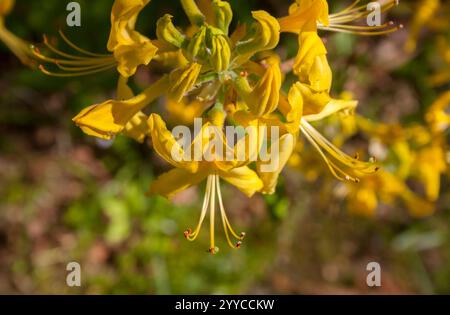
[[147, 112, 263, 253]]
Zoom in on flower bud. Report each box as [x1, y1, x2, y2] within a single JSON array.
[[156, 14, 186, 48], [169, 62, 202, 102], [212, 0, 233, 34], [235, 11, 280, 57]]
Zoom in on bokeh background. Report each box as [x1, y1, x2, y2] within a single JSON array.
[[0, 0, 449, 294]]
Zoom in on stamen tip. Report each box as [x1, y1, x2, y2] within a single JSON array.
[[208, 247, 219, 254], [183, 228, 192, 238]]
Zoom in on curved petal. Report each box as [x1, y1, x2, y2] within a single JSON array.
[[107, 0, 158, 77], [148, 113, 198, 172], [278, 0, 329, 33], [148, 168, 208, 199], [257, 133, 295, 194], [304, 98, 358, 122], [218, 166, 263, 197], [73, 75, 169, 140]]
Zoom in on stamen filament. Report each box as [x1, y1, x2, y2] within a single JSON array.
[[186, 175, 212, 241], [58, 30, 111, 58], [321, 0, 402, 36], [216, 176, 245, 249], [209, 174, 217, 253], [38, 63, 116, 77], [300, 119, 378, 182]]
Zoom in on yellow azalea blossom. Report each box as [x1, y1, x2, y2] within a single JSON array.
[[0, 0, 34, 65], [147, 113, 263, 253], [8, 0, 415, 253]]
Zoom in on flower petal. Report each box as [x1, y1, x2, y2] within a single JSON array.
[[73, 75, 169, 140], [148, 168, 208, 199], [218, 166, 263, 197], [148, 113, 198, 172]]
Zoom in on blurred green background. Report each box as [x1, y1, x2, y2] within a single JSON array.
[[0, 0, 449, 294]]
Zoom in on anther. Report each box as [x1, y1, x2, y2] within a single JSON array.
[[208, 247, 219, 254], [184, 228, 192, 238], [240, 232, 246, 240], [235, 241, 242, 248]]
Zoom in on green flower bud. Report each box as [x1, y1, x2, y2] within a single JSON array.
[[156, 14, 186, 48]]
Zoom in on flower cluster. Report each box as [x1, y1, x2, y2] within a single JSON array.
[[1, 0, 405, 253]]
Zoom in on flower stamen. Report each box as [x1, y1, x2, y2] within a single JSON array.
[[300, 119, 379, 183], [31, 32, 116, 77], [321, 0, 403, 36]]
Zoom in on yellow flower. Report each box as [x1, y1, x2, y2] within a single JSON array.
[[147, 113, 263, 253], [107, 0, 158, 77]]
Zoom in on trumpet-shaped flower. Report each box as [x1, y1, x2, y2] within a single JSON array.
[[147, 113, 263, 253]]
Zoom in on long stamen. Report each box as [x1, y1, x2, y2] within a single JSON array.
[[321, 0, 402, 36], [216, 176, 245, 249], [209, 175, 218, 254], [185, 175, 212, 241], [300, 119, 379, 183], [31, 33, 116, 77], [58, 30, 111, 58]]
